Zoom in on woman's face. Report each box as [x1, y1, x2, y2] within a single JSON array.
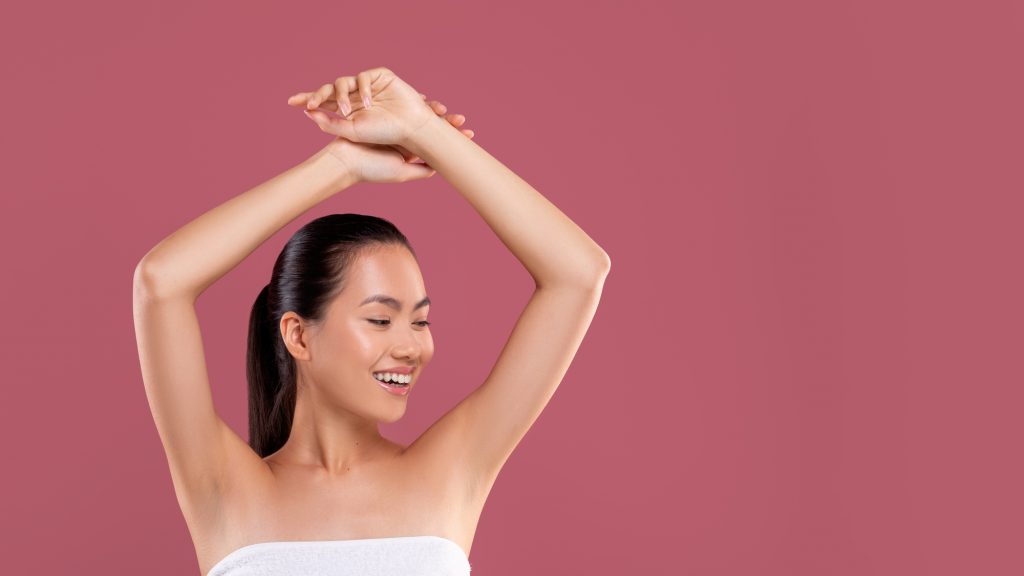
[[288, 244, 434, 422]]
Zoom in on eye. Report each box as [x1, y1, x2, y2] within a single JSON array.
[[367, 319, 432, 327]]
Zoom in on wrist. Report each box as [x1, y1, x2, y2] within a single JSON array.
[[403, 114, 452, 159], [309, 145, 360, 189]]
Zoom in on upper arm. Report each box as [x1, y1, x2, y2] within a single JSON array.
[[132, 262, 262, 514], [414, 273, 608, 499]]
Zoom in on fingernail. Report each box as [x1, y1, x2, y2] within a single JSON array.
[[363, 96, 371, 109], [341, 101, 351, 116]]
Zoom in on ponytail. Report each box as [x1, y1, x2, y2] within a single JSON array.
[[246, 283, 295, 457]]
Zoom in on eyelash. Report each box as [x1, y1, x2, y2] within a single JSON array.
[[369, 319, 431, 327]]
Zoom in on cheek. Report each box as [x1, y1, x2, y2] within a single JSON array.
[[316, 324, 374, 368], [335, 319, 373, 347]]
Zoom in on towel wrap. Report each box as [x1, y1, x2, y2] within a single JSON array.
[[206, 535, 471, 576]]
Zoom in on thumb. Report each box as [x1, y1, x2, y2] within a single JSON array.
[[397, 162, 437, 182], [304, 110, 360, 142]]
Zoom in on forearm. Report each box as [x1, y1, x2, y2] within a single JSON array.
[[406, 115, 610, 289], [135, 148, 357, 302]]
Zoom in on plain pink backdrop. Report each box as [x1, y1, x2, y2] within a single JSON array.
[[2, 0, 1022, 574]]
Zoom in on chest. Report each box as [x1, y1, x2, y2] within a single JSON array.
[[195, 461, 471, 576], [261, 470, 451, 535]]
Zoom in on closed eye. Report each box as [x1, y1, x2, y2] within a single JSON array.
[[368, 319, 431, 327]]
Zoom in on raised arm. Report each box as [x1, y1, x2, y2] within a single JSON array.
[[132, 148, 359, 531], [395, 84, 611, 503], [406, 115, 611, 288], [135, 148, 356, 301]]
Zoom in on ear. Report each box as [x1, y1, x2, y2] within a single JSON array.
[[280, 312, 314, 361]]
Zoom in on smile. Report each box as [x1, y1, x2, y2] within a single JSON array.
[[373, 373, 412, 396]]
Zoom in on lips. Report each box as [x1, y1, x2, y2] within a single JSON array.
[[374, 366, 415, 375], [375, 374, 412, 396]]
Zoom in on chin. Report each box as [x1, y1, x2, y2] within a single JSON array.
[[378, 409, 406, 424], [376, 400, 408, 422]]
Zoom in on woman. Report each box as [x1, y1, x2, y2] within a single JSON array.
[[133, 67, 610, 576]]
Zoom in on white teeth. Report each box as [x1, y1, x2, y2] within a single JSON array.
[[374, 372, 411, 384]]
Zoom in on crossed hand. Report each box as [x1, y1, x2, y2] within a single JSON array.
[[287, 67, 474, 183]]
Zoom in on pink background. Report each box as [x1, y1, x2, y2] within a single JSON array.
[[2, 0, 1022, 574]]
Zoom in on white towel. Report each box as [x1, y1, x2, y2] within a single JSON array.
[[206, 535, 471, 576]]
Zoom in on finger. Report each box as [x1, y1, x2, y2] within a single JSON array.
[[290, 91, 337, 111], [334, 77, 356, 116], [398, 162, 436, 182], [304, 109, 360, 142], [356, 71, 373, 109], [389, 144, 417, 163], [287, 92, 312, 106], [462, 128, 475, 138], [445, 113, 466, 127], [307, 83, 336, 110]]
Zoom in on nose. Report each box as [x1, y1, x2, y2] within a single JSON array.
[[392, 339, 420, 362], [392, 324, 427, 362]]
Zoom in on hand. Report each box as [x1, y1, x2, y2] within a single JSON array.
[[293, 91, 473, 184], [288, 79, 474, 168], [287, 67, 457, 148], [317, 137, 439, 184]]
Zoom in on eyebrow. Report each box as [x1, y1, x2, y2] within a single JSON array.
[[359, 294, 431, 311]]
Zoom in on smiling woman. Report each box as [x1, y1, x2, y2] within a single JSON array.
[[133, 66, 607, 576]]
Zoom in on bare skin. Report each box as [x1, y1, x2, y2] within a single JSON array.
[[133, 67, 609, 575]]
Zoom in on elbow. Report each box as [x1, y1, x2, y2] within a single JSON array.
[[596, 250, 611, 277], [587, 249, 611, 284], [547, 253, 610, 290], [134, 259, 154, 289], [579, 248, 612, 286], [133, 257, 181, 301], [133, 259, 161, 300]]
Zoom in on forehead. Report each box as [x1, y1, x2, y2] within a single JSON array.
[[339, 246, 426, 306]]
